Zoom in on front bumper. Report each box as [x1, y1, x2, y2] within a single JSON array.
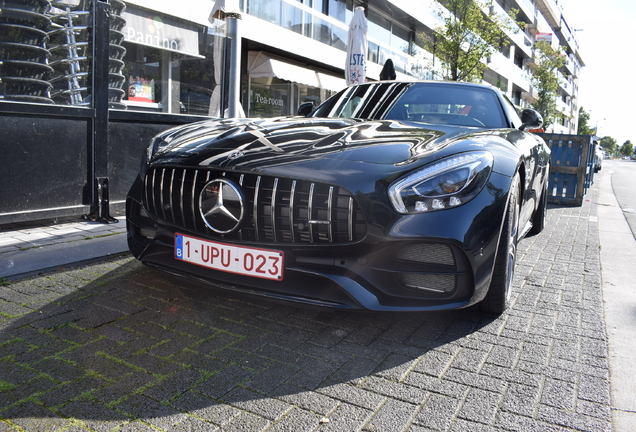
[[126, 172, 511, 311]]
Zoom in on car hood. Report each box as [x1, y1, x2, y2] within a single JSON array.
[[151, 116, 495, 169]]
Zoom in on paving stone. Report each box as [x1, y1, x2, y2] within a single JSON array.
[[360, 376, 428, 404], [537, 405, 611, 431], [269, 383, 339, 415], [125, 352, 184, 376], [413, 393, 463, 431], [330, 356, 380, 385], [169, 391, 241, 426], [0, 339, 32, 358], [193, 365, 255, 399], [1, 401, 70, 431], [93, 371, 159, 405], [442, 368, 506, 394], [286, 358, 341, 390], [450, 347, 489, 373], [38, 375, 106, 408], [167, 415, 220, 432], [31, 357, 86, 384], [221, 387, 292, 420], [143, 368, 205, 401], [500, 382, 540, 417], [219, 411, 270, 432], [319, 404, 373, 432], [242, 362, 300, 393], [317, 380, 385, 411], [266, 407, 321, 432], [115, 394, 188, 430], [540, 378, 577, 410], [0, 377, 57, 410], [85, 354, 137, 380], [58, 399, 130, 432]]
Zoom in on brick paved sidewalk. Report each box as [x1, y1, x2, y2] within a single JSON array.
[[0, 216, 127, 280], [0, 186, 610, 431]]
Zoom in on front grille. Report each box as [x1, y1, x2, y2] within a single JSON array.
[[143, 167, 367, 244]]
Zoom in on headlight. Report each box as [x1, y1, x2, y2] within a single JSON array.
[[388, 151, 493, 214], [140, 133, 173, 177]]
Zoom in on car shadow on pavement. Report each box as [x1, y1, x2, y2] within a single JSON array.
[[0, 255, 511, 431]]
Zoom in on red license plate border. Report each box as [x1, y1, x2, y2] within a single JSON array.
[[174, 232, 284, 281]]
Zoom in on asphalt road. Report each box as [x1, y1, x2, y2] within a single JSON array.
[[605, 158, 636, 238]]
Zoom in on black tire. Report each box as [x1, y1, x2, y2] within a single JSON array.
[[530, 180, 548, 235], [480, 173, 520, 314]]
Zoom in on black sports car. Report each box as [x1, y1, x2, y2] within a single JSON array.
[[126, 81, 549, 313]]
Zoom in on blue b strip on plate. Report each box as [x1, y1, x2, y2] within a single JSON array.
[[175, 234, 183, 260]]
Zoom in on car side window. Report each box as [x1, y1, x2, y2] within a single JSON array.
[[501, 95, 523, 129]]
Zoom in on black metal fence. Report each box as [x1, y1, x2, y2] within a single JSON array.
[[0, 0, 208, 225]]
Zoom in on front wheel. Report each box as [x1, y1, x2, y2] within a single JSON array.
[[479, 173, 520, 314]]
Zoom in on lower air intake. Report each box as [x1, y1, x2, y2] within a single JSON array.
[[399, 273, 457, 294]]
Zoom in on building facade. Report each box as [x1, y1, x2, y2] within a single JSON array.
[[0, 0, 584, 224], [1, 0, 583, 128]]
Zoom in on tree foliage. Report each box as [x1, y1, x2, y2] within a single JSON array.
[[531, 40, 565, 130], [599, 136, 617, 156], [427, 0, 518, 83], [577, 107, 594, 135], [620, 140, 634, 157]]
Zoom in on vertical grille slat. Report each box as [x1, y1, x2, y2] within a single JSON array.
[[143, 168, 366, 244], [150, 169, 158, 216], [169, 169, 176, 223], [327, 186, 333, 243], [348, 197, 354, 242], [289, 180, 297, 243], [179, 169, 186, 227], [159, 168, 167, 221], [308, 183, 315, 243], [191, 170, 199, 231], [253, 176, 262, 241], [271, 178, 278, 242]]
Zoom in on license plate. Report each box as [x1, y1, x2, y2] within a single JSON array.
[[175, 233, 283, 281]]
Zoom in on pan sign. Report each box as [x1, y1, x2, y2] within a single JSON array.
[[122, 9, 200, 57]]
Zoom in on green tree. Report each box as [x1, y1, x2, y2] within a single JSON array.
[[427, 0, 519, 82], [531, 40, 566, 130], [599, 136, 618, 156], [577, 107, 594, 135], [620, 140, 634, 158]]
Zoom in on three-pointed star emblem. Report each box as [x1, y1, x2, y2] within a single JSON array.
[[199, 179, 244, 233]]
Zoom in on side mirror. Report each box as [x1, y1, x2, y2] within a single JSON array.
[[297, 102, 314, 117], [519, 109, 543, 131]]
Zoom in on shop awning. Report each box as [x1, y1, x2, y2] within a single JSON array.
[[248, 51, 345, 92], [317, 72, 346, 92]]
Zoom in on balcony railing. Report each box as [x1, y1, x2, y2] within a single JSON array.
[[242, 0, 410, 75], [489, 1, 532, 57]]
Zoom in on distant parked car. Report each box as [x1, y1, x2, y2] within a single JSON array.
[[594, 147, 603, 172], [126, 81, 550, 314]]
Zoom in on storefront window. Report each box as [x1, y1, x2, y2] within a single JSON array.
[[246, 77, 335, 118], [248, 79, 291, 118], [0, 1, 222, 115], [119, 5, 223, 116]]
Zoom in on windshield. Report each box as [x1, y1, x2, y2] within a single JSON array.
[[313, 82, 508, 128]]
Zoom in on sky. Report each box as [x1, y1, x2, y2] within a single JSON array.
[[556, 0, 635, 145]]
